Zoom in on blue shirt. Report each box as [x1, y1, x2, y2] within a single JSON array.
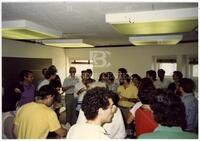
[[181, 93, 198, 132]]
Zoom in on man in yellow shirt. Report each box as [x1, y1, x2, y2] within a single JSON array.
[[117, 74, 138, 138], [117, 74, 138, 120], [13, 85, 67, 139]]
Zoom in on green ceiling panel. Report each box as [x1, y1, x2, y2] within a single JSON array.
[[2, 28, 60, 40], [112, 19, 198, 35], [131, 40, 180, 46]]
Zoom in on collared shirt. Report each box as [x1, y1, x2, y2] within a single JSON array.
[[19, 83, 35, 106], [139, 125, 198, 139], [181, 93, 198, 132], [117, 84, 138, 108], [63, 76, 79, 94], [66, 123, 110, 139], [154, 79, 170, 89]]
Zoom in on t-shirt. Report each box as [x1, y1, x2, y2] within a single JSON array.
[[76, 108, 126, 139], [37, 79, 49, 91], [14, 102, 61, 139], [18, 83, 35, 106], [67, 123, 109, 139], [138, 126, 198, 139], [135, 108, 158, 137]]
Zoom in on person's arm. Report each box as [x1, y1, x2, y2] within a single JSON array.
[[62, 85, 74, 92], [4, 117, 15, 139], [12, 124, 17, 139], [54, 127, 67, 138], [76, 88, 86, 95], [126, 111, 134, 124]]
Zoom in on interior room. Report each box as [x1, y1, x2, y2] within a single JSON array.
[[2, 1, 198, 139]]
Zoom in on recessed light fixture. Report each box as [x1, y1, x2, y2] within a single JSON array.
[[42, 39, 94, 48], [129, 34, 183, 46], [2, 20, 62, 39]]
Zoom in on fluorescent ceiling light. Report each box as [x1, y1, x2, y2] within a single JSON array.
[[42, 39, 94, 48], [106, 7, 197, 24], [111, 20, 197, 35], [2, 20, 62, 39], [105, 8, 198, 35], [129, 34, 183, 46]]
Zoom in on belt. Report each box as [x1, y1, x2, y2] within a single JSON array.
[[66, 93, 74, 95]]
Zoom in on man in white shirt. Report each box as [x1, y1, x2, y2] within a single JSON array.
[[155, 69, 170, 89], [67, 87, 116, 139], [62, 67, 79, 125]]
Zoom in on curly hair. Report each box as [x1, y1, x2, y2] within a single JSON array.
[[35, 85, 58, 100], [81, 87, 112, 120], [150, 89, 186, 128], [138, 77, 156, 104]]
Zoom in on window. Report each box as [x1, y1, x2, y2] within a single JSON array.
[[159, 63, 177, 76], [188, 58, 198, 78], [191, 64, 198, 77], [156, 58, 177, 76]]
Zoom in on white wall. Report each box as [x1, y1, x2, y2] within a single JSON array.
[[2, 39, 66, 83], [65, 42, 198, 80]]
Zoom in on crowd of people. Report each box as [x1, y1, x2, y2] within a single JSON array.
[[2, 65, 198, 139]]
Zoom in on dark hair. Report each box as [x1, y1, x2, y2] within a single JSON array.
[[138, 77, 156, 104], [109, 91, 119, 106], [146, 70, 157, 81], [123, 74, 131, 83], [81, 87, 112, 120], [48, 65, 57, 73], [45, 69, 56, 79], [158, 69, 165, 74], [150, 89, 186, 128], [106, 72, 115, 82], [35, 85, 58, 100], [98, 72, 108, 82], [118, 68, 127, 74], [42, 68, 47, 76], [86, 69, 93, 74], [173, 71, 183, 80], [131, 74, 141, 81], [19, 70, 33, 81], [81, 70, 87, 74], [179, 78, 195, 93]]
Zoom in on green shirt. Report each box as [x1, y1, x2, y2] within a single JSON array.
[[138, 125, 198, 139]]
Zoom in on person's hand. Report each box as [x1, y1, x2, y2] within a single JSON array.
[[14, 88, 21, 94]]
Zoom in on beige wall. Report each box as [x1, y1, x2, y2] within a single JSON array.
[[2, 39, 198, 86], [65, 42, 198, 79], [2, 39, 66, 83]]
